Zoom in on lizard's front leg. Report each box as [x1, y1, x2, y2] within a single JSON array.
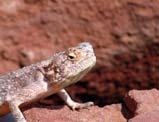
[[57, 89, 94, 110], [8, 101, 26, 122]]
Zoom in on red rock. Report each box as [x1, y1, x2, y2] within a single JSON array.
[[129, 110, 159, 122], [125, 89, 159, 115], [23, 104, 126, 122]]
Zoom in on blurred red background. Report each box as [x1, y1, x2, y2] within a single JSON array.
[[0, 0, 159, 106]]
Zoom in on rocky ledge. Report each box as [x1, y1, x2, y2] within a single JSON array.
[[1, 89, 159, 122], [24, 89, 159, 122]]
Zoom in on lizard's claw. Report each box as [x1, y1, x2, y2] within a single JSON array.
[[70, 101, 94, 110]]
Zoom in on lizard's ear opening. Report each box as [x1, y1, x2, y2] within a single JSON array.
[[67, 48, 80, 61], [68, 52, 76, 60]]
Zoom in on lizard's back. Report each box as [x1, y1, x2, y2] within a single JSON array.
[[0, 64, 39, 116], [0, 65, 37, 104], [0, 57, 52, 105], [0, 57, 53, 116]]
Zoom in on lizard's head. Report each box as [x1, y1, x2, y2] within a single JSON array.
[[44, 42, 96, 88]]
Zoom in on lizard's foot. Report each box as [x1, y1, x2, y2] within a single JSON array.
[[69, 101, 94, 110], [58, 89, 94, 110]]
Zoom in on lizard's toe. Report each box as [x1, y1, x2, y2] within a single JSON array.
[[70, 101, 94, 110]]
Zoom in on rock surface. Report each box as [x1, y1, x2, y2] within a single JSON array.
[[129, 110, 159, 122], [125, 89, 159, 115], [125, 89, 159, 121], [23, 104, 126, 122], [1, 89, 159, 121]]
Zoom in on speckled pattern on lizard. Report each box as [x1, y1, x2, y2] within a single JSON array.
[[0, 42, 96, 122]]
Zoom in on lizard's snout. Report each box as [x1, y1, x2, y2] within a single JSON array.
[[78, 42, 96, 67]]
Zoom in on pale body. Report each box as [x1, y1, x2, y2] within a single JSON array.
[[0, 42, 96, 122]]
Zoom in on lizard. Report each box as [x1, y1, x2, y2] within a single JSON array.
[[0, 42, 96, 122]]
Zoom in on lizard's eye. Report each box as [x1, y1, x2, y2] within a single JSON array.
[[68, 52, 76, 60]]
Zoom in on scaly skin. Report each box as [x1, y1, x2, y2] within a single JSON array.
[[0, 42, 96, 122]]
